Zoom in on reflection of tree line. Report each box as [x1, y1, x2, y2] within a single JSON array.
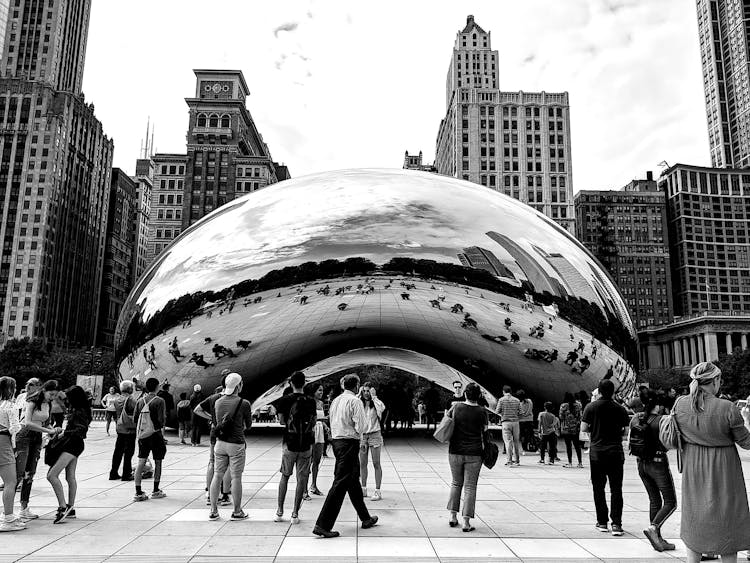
[[117, 257, 635, 365]]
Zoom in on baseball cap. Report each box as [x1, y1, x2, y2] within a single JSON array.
[[222, 373, 242, 395], [193, 384, 202, 392]]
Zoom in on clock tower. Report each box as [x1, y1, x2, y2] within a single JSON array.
[[182, 69, 287, 228]]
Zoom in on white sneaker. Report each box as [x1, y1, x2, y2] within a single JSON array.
[[273, 512, 284, 522], [0, 518, 25, 532], [18, 508, 38, 520], [291, 514, 300, 524], [370, 490, 382, 501]]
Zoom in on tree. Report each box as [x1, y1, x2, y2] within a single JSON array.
[[640, 367, 687, 392], [717, 349, 750, 400]]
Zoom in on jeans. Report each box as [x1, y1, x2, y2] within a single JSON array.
[[190, 414, 202, 445], [447, 453, 482, 518], [540, 433, 557, 461], [589, 450, 624, 526], [315, 439, 371, 530], [563, 433, 582, 464], [637, 458, 676, 528], [14, 428, 42, 504], [111, 432, 136, 477], [501, 421, 521, 464]]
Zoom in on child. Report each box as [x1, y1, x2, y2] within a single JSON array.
[[176, 392, 192, 445], [538, 401, 560, 465]]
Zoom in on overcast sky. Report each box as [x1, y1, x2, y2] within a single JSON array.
[[82, 0, 708, 192]]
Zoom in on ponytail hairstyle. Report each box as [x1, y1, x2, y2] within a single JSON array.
[[29, 379, 58, 410], [688, 361, 722, 413]]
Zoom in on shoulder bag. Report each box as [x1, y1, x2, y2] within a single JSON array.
[[433, 405, 455, 443], [658, 396, 684, 472], [482, 429, 499, 469]]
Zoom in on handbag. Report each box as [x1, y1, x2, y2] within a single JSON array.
[[433, 406, 455, 443], [482, 430, 499, 469], [44, 434, 68, 466], [659, 396, 684, 473], [579, 429, 591, 443]]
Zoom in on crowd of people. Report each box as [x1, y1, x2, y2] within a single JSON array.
[[4, 362, 750, 561]]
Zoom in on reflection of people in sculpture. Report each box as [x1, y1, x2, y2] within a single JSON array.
[[461, 313, 478, 329], [236, 340, 252, 350], [564, 350, 578, 365], [212, 343, 237, 359], [504, 317, 512, 329], [451, 303, 464, 313], [189, 353, 213, 369], [591, 345, 598, 359], [510, 331, 520, 343], [400, 293, 410, 300], [300, 295, 309, 305], [337, 303, 348, 311], [429, 299, 441, 309]]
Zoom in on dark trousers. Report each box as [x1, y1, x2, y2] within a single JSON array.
[[563, 434, 582, 464], [539, 433, 557, 461], [111, 432, 136, 477], [637, 458, 676, 528], [315, 438, 371, 531], [191, 414, 203, 444], [590, 451, 624, 526]]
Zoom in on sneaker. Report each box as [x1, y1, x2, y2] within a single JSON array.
[[361, 515, 379, 529], [0, 519, 25, 532], [291, 514, 300, 524], [208, 511, 220, 521], [18, 508, 38, 520], [151, 490, 167, 499], [562, 463, 573, 468], [577, 463, 584, 468], [611, 523, 624, 536], [310, 487, 324, 496], [371, 490, 382, 501], [312, 525, 339, 538], [595, 522, 609, 533], [231, 511, 248, 520], [133, 491, 149, 502], [65, 507, 76, 519], [53, 506, 71, 524], [510, 462, 520, 467], [274, 512, 284, 522], [302, 492, 311, 501], [109, 472, 121, 480], [219, 496, 232, 506], [537, 459, 546, 464]]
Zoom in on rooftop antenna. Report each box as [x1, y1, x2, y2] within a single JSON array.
[[150, 124, 155, 158], [142, 117, 151, 159]]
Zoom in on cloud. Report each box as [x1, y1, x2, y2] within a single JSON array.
[[273, 22, 298, 37]]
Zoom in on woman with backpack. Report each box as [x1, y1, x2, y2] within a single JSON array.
[[559, 392, 583, 468], [629, 388, 675, 552], [359, 383, 385, 501], [46, 385, 92, 524]]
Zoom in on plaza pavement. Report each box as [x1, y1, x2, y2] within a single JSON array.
[[3, 422, 747, 563]]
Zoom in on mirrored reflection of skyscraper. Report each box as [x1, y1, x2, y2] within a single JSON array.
[[457, 246, 515, 280], [485, 231, 558, 295]]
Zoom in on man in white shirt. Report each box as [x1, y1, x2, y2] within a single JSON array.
[[313, 374, 378, 538]]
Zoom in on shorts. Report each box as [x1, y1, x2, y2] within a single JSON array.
[[0, 434, 14, 466], [105, 411, 116, 423], [360, 430, 383, 449], [214, 440, 246, 479], [279, 444, 312, 477], [138, 433, 166, 461], [61, 435, 85, 458]]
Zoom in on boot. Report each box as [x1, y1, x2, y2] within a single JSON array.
[[656, 528, 675, 551]]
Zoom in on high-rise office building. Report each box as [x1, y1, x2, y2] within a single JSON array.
[[131, 158, 153, 286], [148, 154, 187, 264], [97, 169, 135, 347], [696, 0, 750, 168], [0, 0, 9, 56], [435, 16, 574, 233], [575, 172, 673, 330], [0, 0, 113, 347], [660, 163, 750, 315]]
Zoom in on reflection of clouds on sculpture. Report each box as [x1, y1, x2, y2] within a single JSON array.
[[116, 169, 637, 416]]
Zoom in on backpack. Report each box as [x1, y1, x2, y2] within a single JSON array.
[[285, 395, 316, 452], [214, 396, 243, 442], [629, 413, 657, 458], [117, 396, 136, 433], [136, 397, 156, 440], [176, 400, 192, 422], [560, 403, 581, 435]]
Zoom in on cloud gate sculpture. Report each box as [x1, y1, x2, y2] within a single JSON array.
[[115, 169, 637, 414]]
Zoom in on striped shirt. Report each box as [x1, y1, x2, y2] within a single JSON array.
[[495, 394, 521, 422]]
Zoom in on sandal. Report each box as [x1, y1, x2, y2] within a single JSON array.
[[462, 526, 476, 532]]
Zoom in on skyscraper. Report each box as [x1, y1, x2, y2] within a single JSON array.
[[575, 172, 673, 330], [148, 154, 187, 264], [435, 15, 575, 233], [0, 0, 113, 347], [131, 158, 153, 286], [697, 0, 750, 168]]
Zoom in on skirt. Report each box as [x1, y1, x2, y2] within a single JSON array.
[[0, 434, 14, 467]]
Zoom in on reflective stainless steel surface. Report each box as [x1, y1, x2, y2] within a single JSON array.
[[116, 169, 637, 410]]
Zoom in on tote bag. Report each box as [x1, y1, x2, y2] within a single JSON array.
[[433, 407, 455, 443], [658, 396, 684, 472], [482, 431, 499, 469]]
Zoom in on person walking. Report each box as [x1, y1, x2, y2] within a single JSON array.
[[0, 377, 24, 532], [109, 381, 137, 481], [274, 371, 317, 524], [314, 374, 378, 538], [676, 362, 750, 562], [307, 383, 328, 496], [537, 402, 559, 465], [47, 386, 92, 524], [16, 379, 60, 521], [629, 388, 676, 552], [446, 382, 487, 532], [581, 379, 630, 536], [359, 383, 385, 501], [197, 373, 252, 521], [102, 386, 119, 435], [422, 382, 441, 433], [517, 389, 534, 452], [559, 392, 584, 468], [132, 377, 167, 502], [495, 386, 521, 466]]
